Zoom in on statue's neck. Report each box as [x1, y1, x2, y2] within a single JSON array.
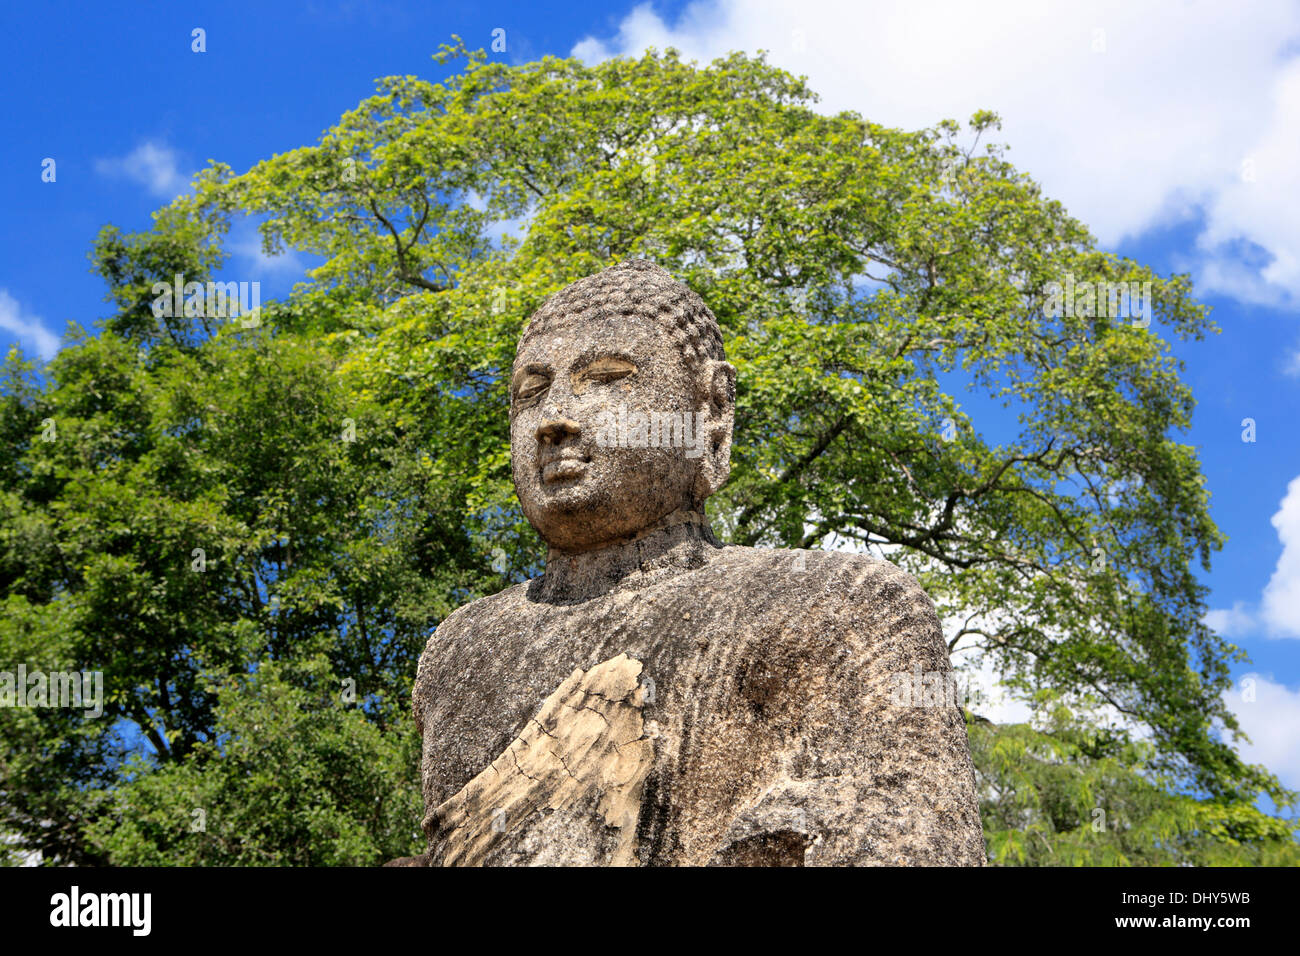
[[536, 508, 721, 603]]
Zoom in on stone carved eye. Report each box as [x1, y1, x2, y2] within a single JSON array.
[[514, 372, 550, 403], [580, 356, 637, 385]]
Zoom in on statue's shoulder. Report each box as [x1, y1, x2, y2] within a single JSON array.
[[414, 580, 532, 676], [710, 544, 935, 611], [412, 580, 535, 732], [705, 544, 945, 659], [449, 580, 532, 622]]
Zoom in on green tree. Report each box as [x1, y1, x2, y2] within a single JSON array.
[[971, 701, 1300, 866], [2, 41, 1294, 865], [1, 223, 472, 863], [84, 654, 422, 866]]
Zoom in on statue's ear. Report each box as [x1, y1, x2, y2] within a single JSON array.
[[694, 360, 736, 501]]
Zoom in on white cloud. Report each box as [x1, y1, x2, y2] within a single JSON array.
[[94, 142, 192, 198], [572, 0, 1300, 308], [951, 644, 1034, 725], [1206, 476, 1300, 639], [226, 217, 311, 277], [0, 289, 59, 360], [1261, 476, 1300, 637], [464, 189, 535, 249], [1197, 59, 1300, 306], [941, 611, 1040, 725], [1225, 672, 1300, 788], [1204, 601, 1256, 638]]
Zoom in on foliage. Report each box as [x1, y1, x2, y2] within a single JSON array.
[[1, 41, 1293, 865], [972, 702, 1300, 866], [84, 654, 421, 866]]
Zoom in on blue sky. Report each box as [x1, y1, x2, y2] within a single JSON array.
[[2, 0, 1298, 785]]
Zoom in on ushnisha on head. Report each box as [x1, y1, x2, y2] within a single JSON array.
[[509, 260, 737, 553]]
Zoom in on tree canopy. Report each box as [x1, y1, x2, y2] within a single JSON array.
[[2, 40, 1295, 866]]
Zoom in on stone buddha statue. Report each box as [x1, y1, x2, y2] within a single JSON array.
[[409, 260, 986, 866]]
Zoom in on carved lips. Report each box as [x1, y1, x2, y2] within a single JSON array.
[[540, 450, 590, 483]]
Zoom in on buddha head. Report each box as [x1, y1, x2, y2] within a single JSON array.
[[509, 260, 736, 552]]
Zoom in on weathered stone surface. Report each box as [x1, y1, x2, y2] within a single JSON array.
[[411, 260, 986, 866], [426, 653, 653, 866]]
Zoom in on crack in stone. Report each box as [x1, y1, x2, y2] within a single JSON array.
[[552, 750, 577, 779], [509, 743, 541, 783]]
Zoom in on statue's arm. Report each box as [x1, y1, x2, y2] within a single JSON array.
[[709, 560, 986, 866], [410, 610, 477, 800], [816, 562, 986, 865]]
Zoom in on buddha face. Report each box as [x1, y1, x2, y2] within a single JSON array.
[[510, 312, 734, 552]]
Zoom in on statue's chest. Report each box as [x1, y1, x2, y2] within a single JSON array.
[[419, 586, 736, 800], [418, 579, 829, 865]]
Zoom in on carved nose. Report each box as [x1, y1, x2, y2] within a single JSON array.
[[537, 417, 580, 445]]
